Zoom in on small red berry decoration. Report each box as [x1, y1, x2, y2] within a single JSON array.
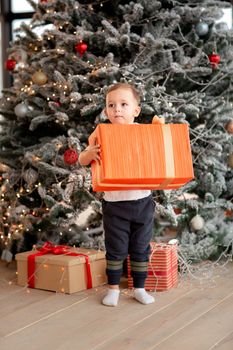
[[55, 101, 61, 107], [63, 149, 78, 165], [5, 59, 16, 71], [75, 42, 88, 57], [208, 53, 220, 69]]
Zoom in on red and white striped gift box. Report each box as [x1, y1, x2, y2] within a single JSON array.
[[127, 241, 178, 292]]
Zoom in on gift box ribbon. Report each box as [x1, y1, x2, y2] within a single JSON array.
[[27, 241, 93, 289]]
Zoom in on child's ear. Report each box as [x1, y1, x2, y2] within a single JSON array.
[[134, 106, 141, 117]]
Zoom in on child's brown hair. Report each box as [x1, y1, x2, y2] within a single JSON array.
[[106, 83, 141, 104]]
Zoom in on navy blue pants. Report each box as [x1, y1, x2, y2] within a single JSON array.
[[102, 195, 155, 288]]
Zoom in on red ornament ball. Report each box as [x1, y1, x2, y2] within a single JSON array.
[[5, 59, 16, 71], [208, 53, 220, 69], [63, 149, 78, 165], [75, 42, 88, 57]]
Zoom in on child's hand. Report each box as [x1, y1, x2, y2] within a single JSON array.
[[152, 115, 165, 124], [79, 144, 101, 166]]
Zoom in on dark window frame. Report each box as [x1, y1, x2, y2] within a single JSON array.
[[0, 0, 34, 87]]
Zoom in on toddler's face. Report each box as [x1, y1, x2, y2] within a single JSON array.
[[105, 88, 141, 124]]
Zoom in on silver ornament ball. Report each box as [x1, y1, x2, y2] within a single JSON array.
[[195, 22, 209, 36], [14, 103, 28, 118], [23, 168, 38, 185]]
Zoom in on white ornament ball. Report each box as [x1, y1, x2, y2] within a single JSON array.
[[190, 214, 205, 231], [14, 103, 28, 118]]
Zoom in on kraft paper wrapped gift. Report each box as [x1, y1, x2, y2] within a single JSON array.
[[89, 124, 194, 191], [128, 241, 178, 292], [16, 244, 107, 294]]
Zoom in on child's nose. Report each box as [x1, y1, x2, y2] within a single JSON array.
[[115, 105, 121, 112]]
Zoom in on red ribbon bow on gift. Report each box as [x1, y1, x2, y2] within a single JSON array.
[[27, 241, 93, 290]]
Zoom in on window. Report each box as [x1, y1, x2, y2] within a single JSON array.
[[11, 0, 38, 13]]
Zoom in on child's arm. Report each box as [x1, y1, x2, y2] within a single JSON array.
[[79, 143, 101, 166]]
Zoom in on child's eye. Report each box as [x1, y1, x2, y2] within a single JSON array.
[[122, 103, 128, 107], [108, 103, 114, 108]]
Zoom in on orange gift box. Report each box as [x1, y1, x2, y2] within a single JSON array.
[[89, 124, 194, 191], [127, 241, 178, 292]]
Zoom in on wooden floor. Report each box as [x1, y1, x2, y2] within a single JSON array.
[[0, 259, 233, 350]]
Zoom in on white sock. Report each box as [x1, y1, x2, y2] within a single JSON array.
[[133, 288, 155, 305], [102, 289, 120, 307]]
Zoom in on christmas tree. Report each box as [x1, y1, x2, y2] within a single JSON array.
[[0, 0, 233, 262]]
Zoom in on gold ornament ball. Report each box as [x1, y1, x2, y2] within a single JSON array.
[[228, 153, 233, 168], [225, 120, 233, 134], [32, 70, 48, 85]]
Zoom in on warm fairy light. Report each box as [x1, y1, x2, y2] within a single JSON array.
[[60, 288, 65, 293], [27, 289, 31, 293], [32, 156, 41, 162], [16, 193, 20, 198], [43, 264, 48, 269], [61, 266, 65, 272]]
